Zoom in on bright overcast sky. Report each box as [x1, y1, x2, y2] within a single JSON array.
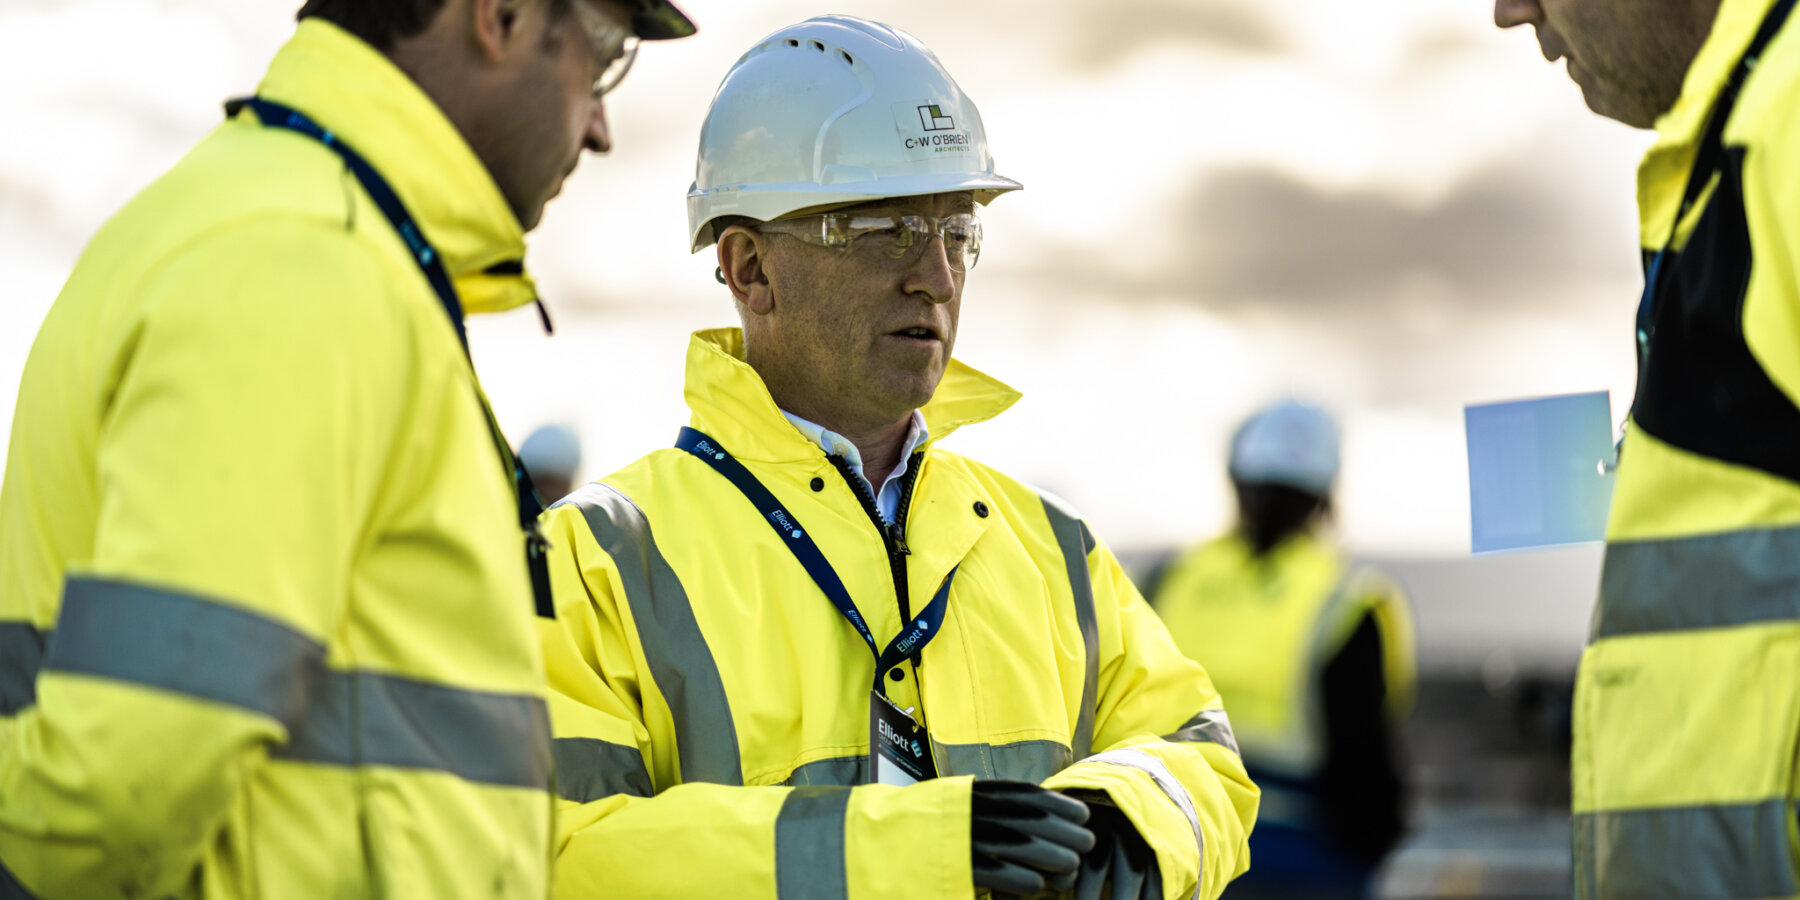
[[0, 0, 1655, 558]]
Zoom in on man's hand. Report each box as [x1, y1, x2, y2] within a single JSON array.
[[1068, 790, 1163, 900], [970, 780, 1096, 896]]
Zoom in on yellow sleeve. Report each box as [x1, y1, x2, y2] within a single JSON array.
[[538, 494, 977, 900], [0, 219, 402, 898], [1041, 531, 1259, 900]]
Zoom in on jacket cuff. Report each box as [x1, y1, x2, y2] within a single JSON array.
[[1044, 752, 1205, 899]]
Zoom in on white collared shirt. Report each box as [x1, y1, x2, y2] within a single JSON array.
[[782, 410, 930, 525]]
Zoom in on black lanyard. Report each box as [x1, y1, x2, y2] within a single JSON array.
[[1637, 0, 1798, 374], [676, 426, 953, 693], [226, 96, 556, 619]]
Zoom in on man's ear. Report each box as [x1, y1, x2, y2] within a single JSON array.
[[718, 227, 776, 316], [470, 0, 526, 63]]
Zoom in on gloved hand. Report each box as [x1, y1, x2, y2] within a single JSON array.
[[1068, 791, 1162, 900], [970, 780, 1096, 896]]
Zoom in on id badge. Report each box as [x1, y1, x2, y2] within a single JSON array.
[[869, 690, 938, 786], [1464, 390, 1616, 553]]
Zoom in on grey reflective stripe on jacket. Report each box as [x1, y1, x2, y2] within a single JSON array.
[[775, 787, 850, 900], [1574, 800, 1798, 900], [1596, 526, 1800, 638], [0, 621, 47, 715], [1088, 748, 1207, 900], [1163, 708, 1240, 757], [36, 576, 551, 790], [1040, 492, 1100, 760], [557, 482, 744, 785], [555, 737, 654, 801]]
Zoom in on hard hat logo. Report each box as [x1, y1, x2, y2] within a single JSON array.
[[918, 105, 955, 131]]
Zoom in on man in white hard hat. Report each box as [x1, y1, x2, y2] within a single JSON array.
[[1151, 401, 1415, 900], [534, 15, 1257, 899]]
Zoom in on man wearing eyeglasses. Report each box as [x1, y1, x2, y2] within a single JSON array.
[[0, 1, 689, 897], [536, 15, 1257, 900]]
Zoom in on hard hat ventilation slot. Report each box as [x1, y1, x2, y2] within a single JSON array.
[[809, 39, 826, 52], [840, 50, 854, 65], [785, 38, 800, 47]]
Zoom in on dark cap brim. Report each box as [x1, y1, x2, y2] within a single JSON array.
[[632, 0, 696, 40]]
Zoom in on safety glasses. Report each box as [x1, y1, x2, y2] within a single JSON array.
[[571, 1, 641, 98], [757, 212, 984, 272]]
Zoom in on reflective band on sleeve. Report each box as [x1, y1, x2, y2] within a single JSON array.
[[274, 671, 552, 790], [775, 786, 850, 900], [560, 484, 743, 785], [1040, 494, 1099, 760], [1162, 709, 1240, 757], [1574, 799, 1798, 900], [1597, 527, 1800, 638], [0, 622, 47, 715], [935, 738, 1074, 782], [46, 577, 326, 728], [1087, 747, 1206, 900], [553, 736, 654, 802], [783, 756, 863, 787]]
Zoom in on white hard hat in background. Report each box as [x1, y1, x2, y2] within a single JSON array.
[[518, 425, 582, 481], [1229, 400, 1341, 497], [686, 14, 1022, 251]]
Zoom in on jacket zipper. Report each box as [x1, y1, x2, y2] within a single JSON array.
[[827, 450, 925, 626]]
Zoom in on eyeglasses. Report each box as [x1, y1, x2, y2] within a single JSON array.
[[756, 212, 984, 272], [571, 1, 640, 98]]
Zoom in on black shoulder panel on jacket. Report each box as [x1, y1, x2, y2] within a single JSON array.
[[1636, 146, 1800, 484]]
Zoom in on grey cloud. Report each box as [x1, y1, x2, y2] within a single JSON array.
[[1179, 161, 1617, 305], [1051, 0, 1292, 68]]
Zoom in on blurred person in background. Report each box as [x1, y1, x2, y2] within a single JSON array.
[[1495, 0, 1800, 895], [0, 0, 692, 896], [534, 15, 1257, 900], [1152, 401, 1415, 900], [519, 423, 584, 503]]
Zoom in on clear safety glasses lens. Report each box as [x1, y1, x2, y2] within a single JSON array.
[[768, 213, 982, 272], [573, 2, 639, 97]]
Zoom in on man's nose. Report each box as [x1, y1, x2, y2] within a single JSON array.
[[1494, 0, 1543, 29], [585, 98, 612, 155], [904, 235, 958, 305]]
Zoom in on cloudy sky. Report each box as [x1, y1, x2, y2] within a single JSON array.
[[0, 0, 1655, 560]]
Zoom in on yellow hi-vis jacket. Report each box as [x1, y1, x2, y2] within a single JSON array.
[[538, 329, 1259, 900], [1149, 534, 1413, 827], [1576, 0, 1800, 896], [0, 20, 553, 899]]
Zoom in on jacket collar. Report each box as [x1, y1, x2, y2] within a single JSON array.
[[1639, 0, 1778, 247], [682, 328, 1023, 464], [252, 19, 538, 314]]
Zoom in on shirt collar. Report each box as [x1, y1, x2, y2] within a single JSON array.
[[681, 328, 1022, 464]]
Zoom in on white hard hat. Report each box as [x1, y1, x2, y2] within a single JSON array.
[[518, 425, 582, 480], [686, 15, 1022, 252], [1228, 400, 1340, 497]]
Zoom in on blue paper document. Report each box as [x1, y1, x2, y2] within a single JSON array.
[[1465, 391, 1616, 553]]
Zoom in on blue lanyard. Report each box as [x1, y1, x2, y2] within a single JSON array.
[[676, 427, 953, 692], [226, 96, 556, 619]]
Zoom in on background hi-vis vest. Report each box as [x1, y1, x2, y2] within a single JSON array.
[[1576, 0, 1800, 896], [1151, 534, 1414, 806]]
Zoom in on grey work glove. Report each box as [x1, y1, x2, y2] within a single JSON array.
[[1068, 791, 1163, 900], [970, 780, 1096, 896]]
